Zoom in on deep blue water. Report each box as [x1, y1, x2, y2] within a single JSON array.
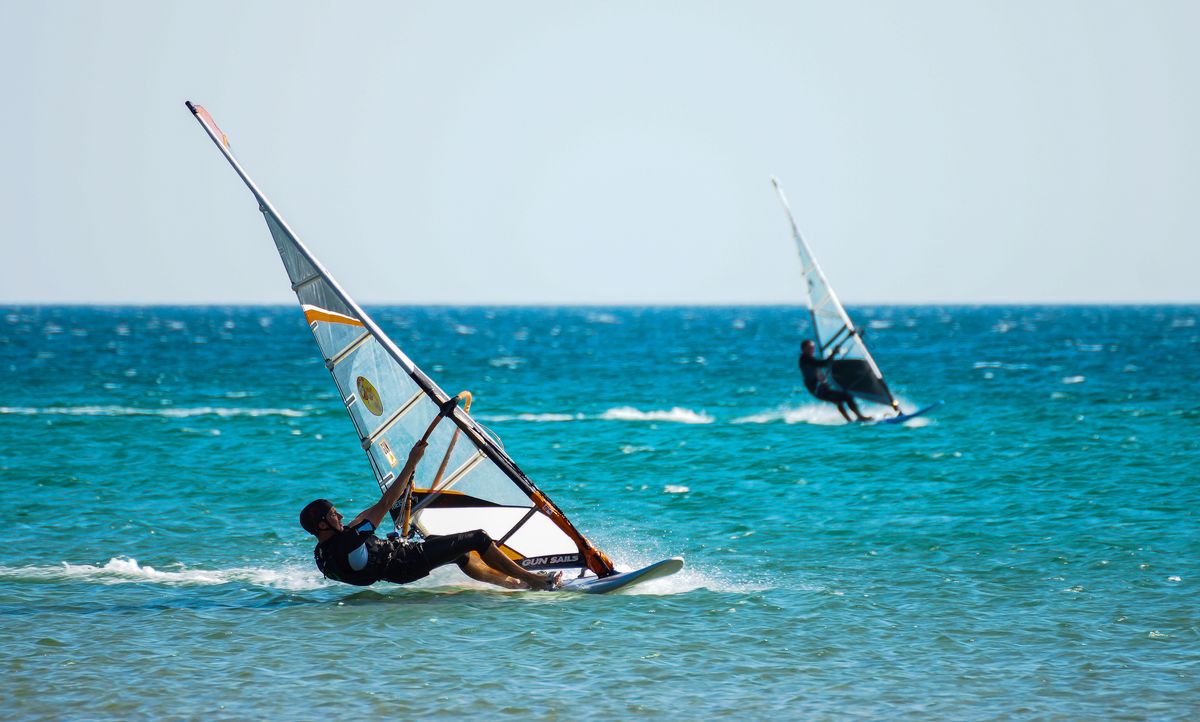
[[1, 305, 1198, 720]]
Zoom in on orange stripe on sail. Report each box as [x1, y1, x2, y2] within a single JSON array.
[[192, 104, 230, 149], [301, 305, 365, 327]]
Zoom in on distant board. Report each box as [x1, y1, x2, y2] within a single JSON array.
[[871, 401, 944, 425]]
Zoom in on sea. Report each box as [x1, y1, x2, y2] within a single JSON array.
[[1, 304, 1197, 720]]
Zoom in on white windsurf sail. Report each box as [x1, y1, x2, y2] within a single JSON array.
[[771, 177, 899, 411], [187, 102, 616, 577]]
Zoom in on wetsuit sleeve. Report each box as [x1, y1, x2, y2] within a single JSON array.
[[350, 519, 377, 535]]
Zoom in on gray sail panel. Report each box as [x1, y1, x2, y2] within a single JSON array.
[[263, 213, 355, 318]]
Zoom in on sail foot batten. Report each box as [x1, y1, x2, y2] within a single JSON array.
[[328, 330, 373, 369]]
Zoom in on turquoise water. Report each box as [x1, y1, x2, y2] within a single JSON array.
[[1, 305, 1197, 719]]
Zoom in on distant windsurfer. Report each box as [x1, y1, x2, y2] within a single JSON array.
[[299, 440, 560, 591], [798, 339, 870, 422]]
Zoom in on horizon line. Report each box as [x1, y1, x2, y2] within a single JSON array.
[[4, 300, 1199, 308]]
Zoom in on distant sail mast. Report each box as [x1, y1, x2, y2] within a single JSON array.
[[771, 177, 898, 410], [187, 101, 615, 577]]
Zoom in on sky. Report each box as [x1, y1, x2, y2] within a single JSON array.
[[1, 1, 1197, 305]]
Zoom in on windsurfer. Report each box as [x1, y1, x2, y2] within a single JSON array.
[[798, 339, 870, 422], [299, 441, 560, 591]]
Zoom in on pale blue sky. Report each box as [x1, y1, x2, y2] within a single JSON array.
[[2, 1, 1197, 304]]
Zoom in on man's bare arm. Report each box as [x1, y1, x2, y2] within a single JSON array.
[[350, 441, 428, 529]]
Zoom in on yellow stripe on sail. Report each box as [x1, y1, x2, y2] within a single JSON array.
[[302, 304, 365, 327], [412, 488, 468, 496], [498, 543, 523, 561]]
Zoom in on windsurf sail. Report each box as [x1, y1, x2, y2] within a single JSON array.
[[187, 102, 615, 577], [770, 177, 899, 411]]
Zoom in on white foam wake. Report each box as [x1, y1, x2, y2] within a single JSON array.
[[477, 413, 584, 423], [731, 404, 847, 426], [973, 361, 1034, 370], [0, 405, 308, 418], [478, 407, 714, 424], [598, 406, 714, 424], [398, 561, 729, 595], [733, 396, 931, 427], [0, 558, 324, 591], [1, 557, 752, 596]]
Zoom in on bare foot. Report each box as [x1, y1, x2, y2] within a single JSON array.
[[533, 571, 562, 591]]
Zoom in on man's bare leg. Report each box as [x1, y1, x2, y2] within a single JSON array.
[[846, 398, 869, 422], [479, 543, 558, 590], [834, 402, 853, 422], [458, 552, 525, 589]]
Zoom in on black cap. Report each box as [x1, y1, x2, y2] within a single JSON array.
[[300, 498, 334, 535]]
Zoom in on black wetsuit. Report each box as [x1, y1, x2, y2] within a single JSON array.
[[314, 519, 492, 586], [798, 353, 854, 404]]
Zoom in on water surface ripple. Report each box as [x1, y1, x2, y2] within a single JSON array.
[[1, 305, 1197, 719]]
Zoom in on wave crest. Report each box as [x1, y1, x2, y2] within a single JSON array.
[[0, 405, 308, 418], [599, 406, 714, 424], [477, 413, 582, 423], [0, 558, 324, 591], [731, 405, 847, 426]]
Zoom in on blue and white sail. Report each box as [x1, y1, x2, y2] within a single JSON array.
[[187, 102, 616, 577]]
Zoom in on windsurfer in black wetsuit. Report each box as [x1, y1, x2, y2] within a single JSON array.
[[299, 440, 559, 591], [798, 339, 870, 422]]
